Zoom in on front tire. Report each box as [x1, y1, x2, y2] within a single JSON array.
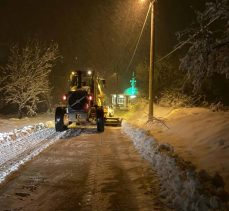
[[55, 107, 67, 132], [96, 108, 105, 132]]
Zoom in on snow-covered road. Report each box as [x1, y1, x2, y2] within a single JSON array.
[[0, 122, 228, 210], [0, 124, 65, 183], [0, 127, 165, 211]]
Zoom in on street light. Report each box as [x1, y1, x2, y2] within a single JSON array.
[[87, 70, 92, 75]]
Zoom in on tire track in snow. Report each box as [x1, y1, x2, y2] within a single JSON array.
[[0, 127, 66, 184]]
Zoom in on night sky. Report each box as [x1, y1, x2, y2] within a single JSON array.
[[0, 0, 206, 96]]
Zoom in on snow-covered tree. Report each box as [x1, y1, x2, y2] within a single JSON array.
[[177, 0, 229, 93], [0, 40, 59, 117]]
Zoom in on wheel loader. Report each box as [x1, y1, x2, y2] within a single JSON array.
[[55, 70, 121, 132]]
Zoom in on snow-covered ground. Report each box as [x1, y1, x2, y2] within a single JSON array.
[[0, 113, 53, 133], [0, 114, 64, 183], [122, 100, 229, 192], [0, 110, 228, 210], [122, 122, 228, 210], [0, 122, 66, 183]]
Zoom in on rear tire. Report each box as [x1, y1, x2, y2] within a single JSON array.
[[96, 108, 104, 132], [55, 107, 67, 132]]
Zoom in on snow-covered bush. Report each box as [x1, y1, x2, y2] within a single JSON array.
[[159, 90, 194, 107]]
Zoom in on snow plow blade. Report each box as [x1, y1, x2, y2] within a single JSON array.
[[105, 117, 122, 126]]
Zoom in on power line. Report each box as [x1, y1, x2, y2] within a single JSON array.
[[156, 15, 220, 64], [125, 2, 152, 73], [125, 3, 219, 69]]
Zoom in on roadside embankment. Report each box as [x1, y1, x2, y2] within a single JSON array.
[[121, 100, 229, 195]]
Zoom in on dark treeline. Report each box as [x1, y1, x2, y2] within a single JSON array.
[[0, 0, 228, 115]]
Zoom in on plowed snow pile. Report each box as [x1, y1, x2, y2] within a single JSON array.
[[0, 123, 65, 183], [123, 123, 229, 210], [0, 113, 53, 133], [121, 100, 229, 210]]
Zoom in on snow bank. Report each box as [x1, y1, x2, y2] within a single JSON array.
[[0, 123, 66, 184], [0, 123, 45, 143], [122, 122, 228, 211]]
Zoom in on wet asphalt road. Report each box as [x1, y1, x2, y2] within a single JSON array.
[[0, 127, 166, 211]]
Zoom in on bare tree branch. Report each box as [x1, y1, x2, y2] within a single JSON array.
[[177, 0, 229, 93], [0, 40, 60, 117]]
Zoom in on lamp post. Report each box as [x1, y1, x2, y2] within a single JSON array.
[[148, 0, 155, 121]]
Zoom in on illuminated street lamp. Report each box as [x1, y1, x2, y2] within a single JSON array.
[[87, 70, 92, 75]]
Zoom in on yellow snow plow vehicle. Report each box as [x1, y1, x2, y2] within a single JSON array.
[[55, 70, 122, 132]]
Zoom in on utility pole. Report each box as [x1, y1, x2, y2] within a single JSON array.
[[148, 0, 155, 121]]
